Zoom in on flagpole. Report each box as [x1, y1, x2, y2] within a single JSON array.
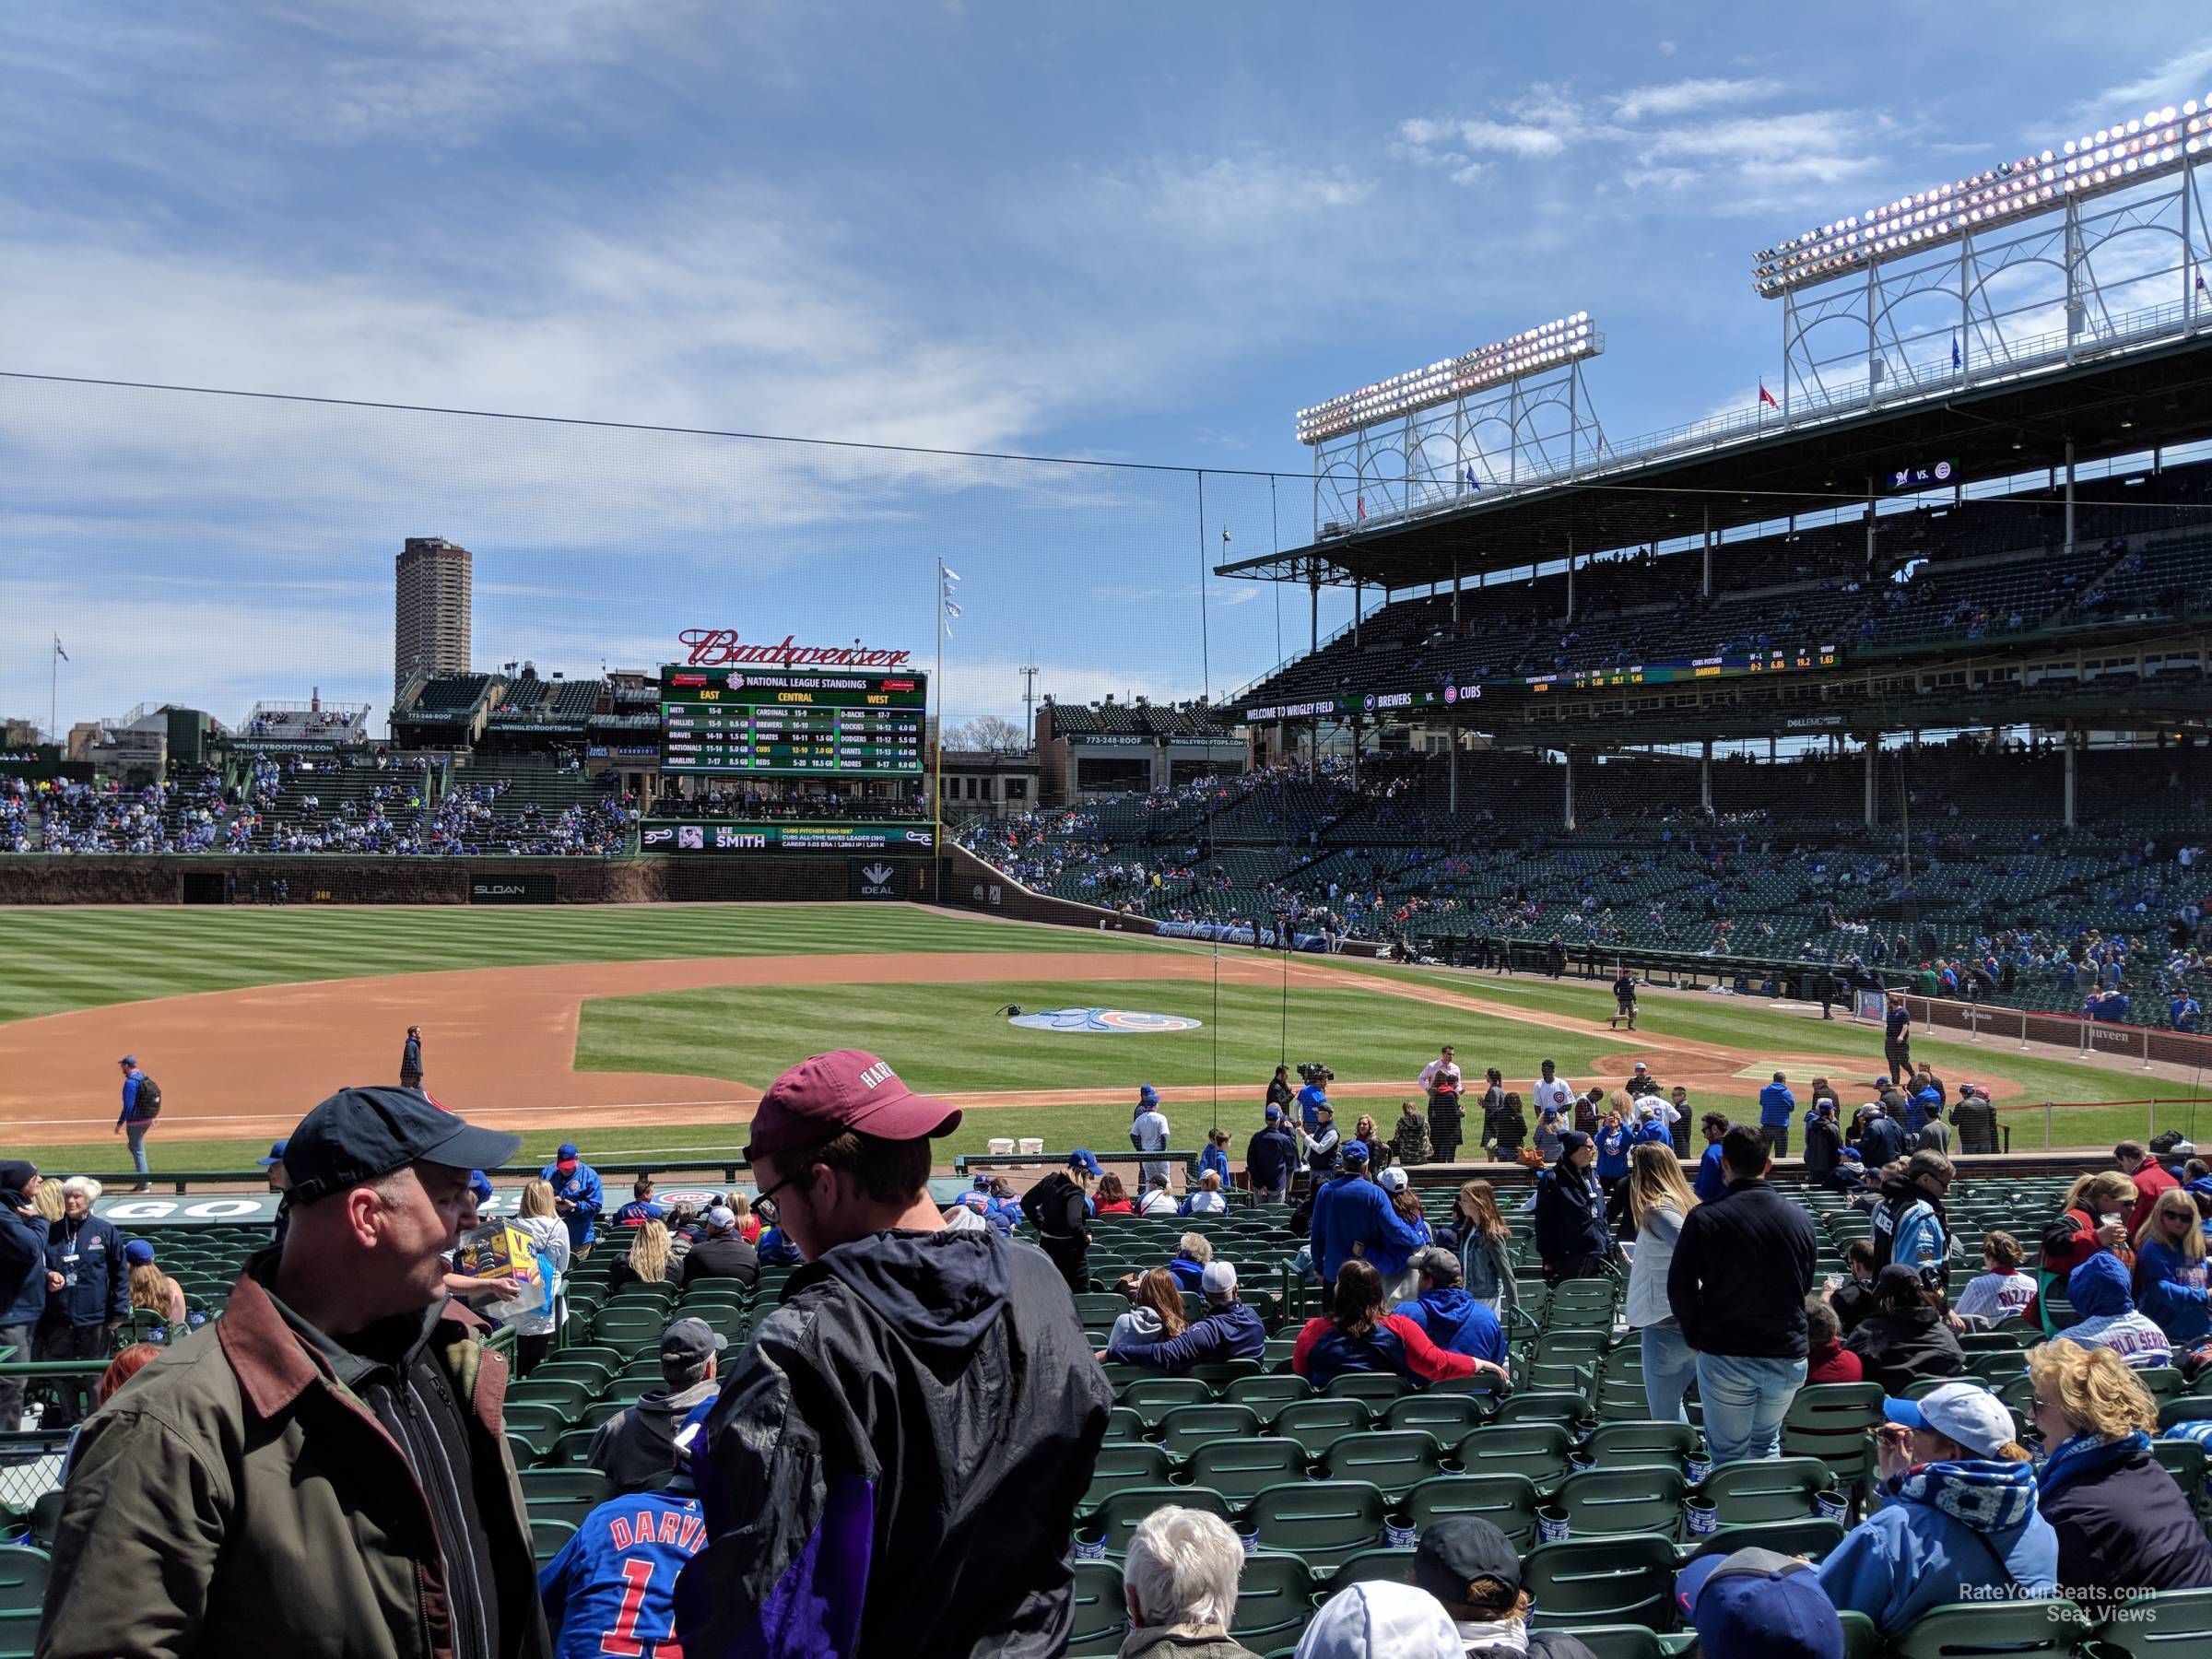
[[933, 557, 945, 901], [50, 637, 60, 747]]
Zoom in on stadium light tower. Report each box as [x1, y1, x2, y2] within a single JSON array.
[[1752, 93, 2212, 421], [1294, 313, 1607, 538], [1020, 663, 1039, 743]]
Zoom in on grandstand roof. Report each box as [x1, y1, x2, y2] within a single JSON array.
[[1218, 333, 2212, 589]]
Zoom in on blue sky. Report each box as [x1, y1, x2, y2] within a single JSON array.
[[4, 3, 2207, 735]]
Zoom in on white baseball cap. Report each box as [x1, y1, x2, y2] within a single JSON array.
[[1377, 1165, 1410, 1193], [1884, 1382, 2018, 1457], [1201, 1261, 1238, 1297]]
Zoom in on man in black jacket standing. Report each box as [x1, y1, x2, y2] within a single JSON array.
[[1245, 1106, 1299, 1203], [1667, 1125, 1818, 1465], [680, 1050, 1112, 1659], [678, 1206, 758, 1289], [1021, 1148, 1102, 1291]]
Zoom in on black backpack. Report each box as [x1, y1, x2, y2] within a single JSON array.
[[134, 1076, 162, 1121]]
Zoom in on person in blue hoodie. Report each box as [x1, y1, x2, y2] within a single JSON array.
[[2065, 1248, 2173, 1369], [1110, 1260, 1267, 1373], [1693, 1112, 1733, 1203], [544, 1142, 606, 1256], [2130, 1186, 2211, 1345], [1758, 1072, 1796, 1158], [1390, 1247, 1507, 1368], [1309, 1142, 1429, 1293], [0, 1162, 49, 1432], [1817, 1382, 2056, 1638], [1594, 1107, 1631, 1194]]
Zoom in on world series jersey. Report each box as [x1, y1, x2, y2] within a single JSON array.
[[539, 1485, 706, 1659]]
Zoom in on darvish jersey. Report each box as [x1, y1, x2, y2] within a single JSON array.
[[540, 1485, 706, 1659]]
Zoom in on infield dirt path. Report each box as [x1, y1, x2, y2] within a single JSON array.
[[0, 942, 1942, 1142]]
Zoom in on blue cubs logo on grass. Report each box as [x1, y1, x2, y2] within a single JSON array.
[[1008, 1006, 1203, 1033]]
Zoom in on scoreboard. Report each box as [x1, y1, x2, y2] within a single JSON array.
[[1524, 643, 1841, 694], [660, 666, 927, 778]]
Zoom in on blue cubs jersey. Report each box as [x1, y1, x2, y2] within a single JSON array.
[[539, 1484, 706, 1659]]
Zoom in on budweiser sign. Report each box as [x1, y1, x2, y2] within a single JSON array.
[[678, 629, 913, 670]]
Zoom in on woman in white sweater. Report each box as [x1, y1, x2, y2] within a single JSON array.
[[488, 1177, 571, 1377], [1623, 1141, 1701, 1423]]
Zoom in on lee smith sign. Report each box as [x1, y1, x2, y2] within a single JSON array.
[[680, 629, 914, 670]]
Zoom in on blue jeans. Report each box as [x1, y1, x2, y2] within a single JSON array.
[[125, 1122, 150, 1178], [1640, 1322, 1699, 1424], [1696, 1350, 1806, 1465]]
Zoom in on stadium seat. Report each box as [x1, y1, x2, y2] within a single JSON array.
[[1155, 1403, 1262, 1461], [0, 1607, 38, 1659], [1321, 1372, 1406, 1406], [1315, 1429, 1442, 1500], [1120, 1377, 1211, 1427], [1225, 1375, 1312, 1414], [530, 1519, 576, 1565], [1583, 1420, 1698, 1470], [1453, 1422, 1575, 1486], [1081, 1442, 1174, 1512], [1324, 1547, 1419, 1594], [1523, 1534, 1679, 1631], [1401, 1473, 1542, 1548], [1087, 1486, 1233, 1559], [1556, 1630, 1682, 1659], [1552, 1465, 1687, 1539], [1887, 1599, 2086, 1657], [1695, 1455, 1830, 1525], [1227, 1552, 1312, 1649], [1271, 1398, 1371, 1441], [1382, 1393, 1492, 1439], [1100, 1406, 1145, 1443], [0, 1548, 46, 1612], [1492, 1391, 1591, 1428], [1065, 1559, 1125, 1658], [520, 1467, 616, 1529], [1183, 1438, 1308, 1502], [2081, 1586, 2212, 1654], [1681, 1516, 1844, 1564], [1243, 1480, 1390, 1573]]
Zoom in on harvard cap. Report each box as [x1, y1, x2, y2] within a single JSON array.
[[744, 1050, 960, 1159], [281, 1088, 520, 1206]]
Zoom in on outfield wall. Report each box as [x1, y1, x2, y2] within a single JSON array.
[[0, 853, 935, 906]]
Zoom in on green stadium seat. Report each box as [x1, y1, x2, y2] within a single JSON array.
[[520, 1467, 615, 1529], [1121, 1377, 1211, 1427], [1272, 1398, 1371, 1441], [1453, 1422, 1575, 1486], [1321, 1372, 1406, 1406], [1155, 1404, 1262, 1461], [1081, 1443, 1174, 1512], [1100, 1406, 1146, 1444], [1401, 1472, 1542, 1548], [2080, 1585, 2212, 1654], [1065, 1559, 1125, 1657], [0, 1606, 38, 1659], [0, 1547, 46, 1612], [1382, 1393, 1492, 1440], [1225, 1374, 1312, 1415], [1524, 1534, 1678, 1631], [1244, 1480, 1389, 1574], [1557, 1630, 1683, 1659], [1553, 1465, 1686, 1539], [1183, 1438, 1307, 1502], [550, 1427, 603, 1470], [1583, 1421, 1697, 1470], [1695, 1455, 1830, 1525], [1887, 1599, 2086, 1658], [531, 1519, 576, 1565], [1681, 1516, 1844, 1563], [1323, 1547, 1419, 1594], [1492, 1391, 1590, 1428], [1315, 1429, 1442, 1500], [1088, 1487, 1233, 1559], [1227, 1552, 1312, 1650]]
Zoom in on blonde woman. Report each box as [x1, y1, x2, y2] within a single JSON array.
[[2045, 1171, 2137, 1278], [1452, 1179, 1517, 1317], [489, 1177, 571, 1376], [32, 1181, 64, 1224], [608, 1218, 675, 1293], [1623, 1140, 1700, 1422], [124, 1241, 186, 1325], [2029, 1340, 2212, 1595], [2131, 1187, 2210, 1344]]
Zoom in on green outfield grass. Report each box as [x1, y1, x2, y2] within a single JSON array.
[[0, 903, 1154, 1026]]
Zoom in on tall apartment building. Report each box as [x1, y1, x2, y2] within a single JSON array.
[[393, 536, 473, 701]]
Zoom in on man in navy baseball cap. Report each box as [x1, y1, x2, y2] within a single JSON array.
[[1675, 1547, 1844, 1658]]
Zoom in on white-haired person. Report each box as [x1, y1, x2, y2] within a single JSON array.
[[1180, 1170, 1229, 1217], [41, 1176, 129, 1426], [1120, 1505, 1263, 1658]]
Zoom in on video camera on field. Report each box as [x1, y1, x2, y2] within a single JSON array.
[[1297, 1062, 1334, 1086]]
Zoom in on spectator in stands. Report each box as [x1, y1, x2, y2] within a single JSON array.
[[2043, 1171, 2137, 1282], [544, 1418, 707, 1659], [1594, 1100, 1630, 1214], [399, 1024, 423, 1092], [1116, 1505, 1262, 1659], [1198, 1128, 1233, 1186], [1292, 1260, 1495, 1390], [1668, 1124, 1819, 1464], [1303, 1102, 1345, 1179], [121, 1237, 186, 1327], [2116, 1138, 2178, 1236], [1413, 1515, 1599, 1659], [544, 1142, 605, 1258], [1266, 1064, 1295, 1120], [1534, 1132, 1611, 1285], [1950, 1086, 1999, 1154], [1676, 1547, 1846, 1659], [1310, 1142, 1427, 1300], [1418, 1045, 1463, 1162], [1369, 1166, 1432, 1300], [1883, 994, 1912, 1083], [1625, 1140, 1700, 1422], [1855, 1104, 1909, 1173], [1805, 1294, 1862, 1383], [680, 1206, 759, 1289], [1295, 1580, 1463, 1659], [1131, 1085, 1172, 1188], [1021, 1148, 1100, 1293], [608, 1219, 677, 1293], [614, 1177, 665, 1229], [1475, 1069, 1515, 1159], [589, 1315, 724, 1494], [1451, 1180, 1518, 1318], [1757, 1072, 1796, 1159], [1246, 1106, 1299, 1203], [488, 1177, 569, 1377], [1485, 1087, 1528, 1164], [1952, 1231, 2035, 1324], [1296, 1067, 1329, 1131], [1136, 1174, 1180, 1217], [1665, 1085, 1693, 1155], [1180, 1171, 1229, 1216], [113, 1055, 157, 1193], [2063, 1250, 2173, 1369], [1817, 1382, 2054, 1638], [1803, 1100, 1842, 1188], [1093, 1172, 1135, 1216], [1831, 1241, 1880, 1334], [1872, 1150, 1955, 1288], [1112, 1262, 1265, 1372], [0, 1162, 47, 1433], [1164, 1233, 1215, 1294], [2133, 1187, 2210, 1342], [41, 1088, 538, 1657], [1692, 1112, 1732, 1203], [679, 1048, 1111, 1656], [1391, 1098, 1433, 1166], [1392, 1246, 1505, 1369], [2029, 1340, 2212, 1598], [1845, 1265, 1966, 1393], [39, 1177, 126, 1426]]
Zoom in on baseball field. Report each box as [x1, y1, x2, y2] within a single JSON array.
[[1, 901, 2206, 1175]]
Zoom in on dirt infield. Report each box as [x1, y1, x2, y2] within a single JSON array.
[[0, 941, 1959, 1143]]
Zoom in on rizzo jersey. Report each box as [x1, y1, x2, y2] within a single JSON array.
[[540, 1486, 706, 1659]]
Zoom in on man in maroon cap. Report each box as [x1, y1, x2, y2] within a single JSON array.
[[676, 1050, 1112, 1659]]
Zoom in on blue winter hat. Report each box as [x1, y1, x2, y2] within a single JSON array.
[[1068, 1148, 1104, 1177], [1675, 1548, 1843, 1659]]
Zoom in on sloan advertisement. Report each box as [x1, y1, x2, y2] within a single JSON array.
[[641, 821, 935, 855]]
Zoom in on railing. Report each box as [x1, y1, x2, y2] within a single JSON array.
[[73, 1156, 755, 1195]]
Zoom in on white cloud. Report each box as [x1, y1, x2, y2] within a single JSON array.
[[1612, 76, 1783, 122], [2072, 40, 2212, 126], [1457, 118, 1568, 159]]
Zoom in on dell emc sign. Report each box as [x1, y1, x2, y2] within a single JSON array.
[[850, 859, 907, 900]]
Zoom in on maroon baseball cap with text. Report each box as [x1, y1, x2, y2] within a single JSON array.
[[745, 1050, 961, 1159]]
